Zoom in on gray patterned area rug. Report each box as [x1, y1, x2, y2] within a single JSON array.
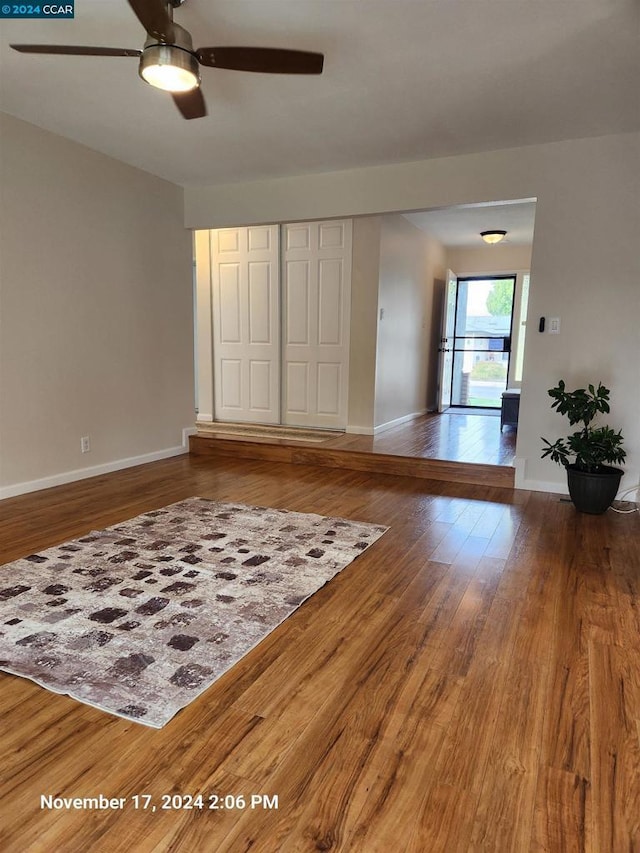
[[0, 498, 387, 728]]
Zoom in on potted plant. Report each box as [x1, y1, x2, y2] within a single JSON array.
[[541, 380, 626, 514]]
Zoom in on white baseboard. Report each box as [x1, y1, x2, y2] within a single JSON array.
[[345, 425, 375, 436], [515, 477, 569, 495], [515, 460, 639, 503], [0, 427, 196, 501], [346, 410, 427, 436], [513, 457, 567, 494], [196, 413, 213, 423], [373, 410, 427, 436]]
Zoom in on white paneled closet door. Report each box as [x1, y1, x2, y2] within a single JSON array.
[[211, 225, 280, 424], [282, 220, 352, 429]]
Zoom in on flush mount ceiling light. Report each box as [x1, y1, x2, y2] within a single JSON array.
[[481, 230, 507, 245]]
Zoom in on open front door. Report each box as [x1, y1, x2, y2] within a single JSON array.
[[437, 269, 457, 412]]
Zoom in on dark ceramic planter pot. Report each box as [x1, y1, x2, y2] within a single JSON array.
[[566, 464, 624, 514]]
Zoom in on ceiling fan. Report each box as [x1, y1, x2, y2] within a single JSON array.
[[10, 0, 324, 120]]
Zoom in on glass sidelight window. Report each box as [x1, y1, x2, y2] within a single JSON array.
[[450, 276, 516, 408]]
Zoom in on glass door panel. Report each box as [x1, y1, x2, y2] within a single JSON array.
[[450, 276, 516, 408]]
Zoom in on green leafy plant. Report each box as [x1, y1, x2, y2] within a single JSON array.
[[541, 380, 626, 473], [470, 360, 507, 381], [486, 279, 514, 317]]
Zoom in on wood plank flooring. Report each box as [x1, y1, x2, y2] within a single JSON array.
[[324, 410, 516, 466], [0, 454, 638, 852]]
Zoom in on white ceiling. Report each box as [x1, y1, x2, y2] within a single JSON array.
[[404, 200, 537, 248], [1, 1, 638, 189]]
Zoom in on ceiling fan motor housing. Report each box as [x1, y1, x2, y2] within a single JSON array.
[[139, 23, 200, 90]]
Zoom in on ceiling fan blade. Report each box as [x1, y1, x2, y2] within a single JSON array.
[[11, 44, 142, 57], [196, 47, 324, 75], [127, 0, 175, 43], [172, 88, 207, 120]]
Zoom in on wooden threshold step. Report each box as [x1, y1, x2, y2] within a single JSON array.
[[189, 434, 515, 490], [195, 421, 341, 443]]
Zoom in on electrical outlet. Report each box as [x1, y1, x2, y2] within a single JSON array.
[[80, 436, 91, 453]]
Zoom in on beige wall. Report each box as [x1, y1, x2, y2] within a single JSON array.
[[193, 229, 214, 422], [445, 244, 532, 275], [0, 114, 195, 496], [375, 215, 445, 427], [184, 132, 640, 497], [348, 216, 381, 431]]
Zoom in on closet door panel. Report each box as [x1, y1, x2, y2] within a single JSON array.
[[282, 220, 352, 429], [212, 226, 280, 423]]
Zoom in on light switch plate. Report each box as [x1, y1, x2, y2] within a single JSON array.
[[548, 317, 560, 334]]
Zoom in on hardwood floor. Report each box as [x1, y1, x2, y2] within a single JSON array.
[[323, 410, 517, 467], [1, 454, 638, 852]]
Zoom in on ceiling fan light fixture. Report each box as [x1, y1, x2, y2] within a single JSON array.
[[480, 230, 507, 245], [12, 0, 325, 120], [139, 44, 200, 92]]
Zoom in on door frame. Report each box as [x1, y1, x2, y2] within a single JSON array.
[[437, 269, 457, 412]]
